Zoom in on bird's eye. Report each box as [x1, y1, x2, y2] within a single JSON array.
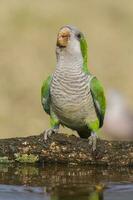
[[77, 33, 81, 40]]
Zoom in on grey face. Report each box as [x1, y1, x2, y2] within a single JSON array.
[[56, 25, 83, 56]]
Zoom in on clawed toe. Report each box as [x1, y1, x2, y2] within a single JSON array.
[[89, 132, 98, 151], [44, 128, 58, 141]]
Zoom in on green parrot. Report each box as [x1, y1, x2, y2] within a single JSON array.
[[41, 25, 106, 150], [88, 184, 105, 200]]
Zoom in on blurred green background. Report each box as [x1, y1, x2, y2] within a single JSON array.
[[0, 0, 133, 138]]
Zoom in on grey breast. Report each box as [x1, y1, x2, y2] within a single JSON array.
[[50, 67, 96, 128]]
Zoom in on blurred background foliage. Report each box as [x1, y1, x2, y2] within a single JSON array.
[[0, 0, 133, 138]]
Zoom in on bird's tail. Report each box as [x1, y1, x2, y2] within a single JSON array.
[[77, 126, 91, 138]]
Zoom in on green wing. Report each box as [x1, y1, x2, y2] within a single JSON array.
[[41, 75, 52, 115], [90, 75, 106, 128]]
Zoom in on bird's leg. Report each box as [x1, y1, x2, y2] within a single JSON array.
[[86, 119, 99, 151], [89, 132, 98, 151], [44, 110, 60, 141], [44, 126, 59, 141]]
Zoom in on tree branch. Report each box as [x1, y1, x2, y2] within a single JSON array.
[[0, 133, 132, 166]]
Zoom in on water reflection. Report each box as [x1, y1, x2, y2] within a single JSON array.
[[0, 185, 48, 200], [0, 164, 132, 200], [88, 184, 105, 200]]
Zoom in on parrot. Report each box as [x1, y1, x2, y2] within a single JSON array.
[[41, 25, 106, 150], [88, 184, 105, 200]]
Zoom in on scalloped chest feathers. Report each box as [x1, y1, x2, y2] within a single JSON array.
[[50, 66, 97, 128]]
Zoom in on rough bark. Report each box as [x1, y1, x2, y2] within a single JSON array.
[[0, 133, 133, 166]]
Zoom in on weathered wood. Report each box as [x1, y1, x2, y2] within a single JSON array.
[[0, 133, 133, 166]]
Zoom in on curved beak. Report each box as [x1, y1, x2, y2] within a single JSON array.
[[57, 28, 70, 48]]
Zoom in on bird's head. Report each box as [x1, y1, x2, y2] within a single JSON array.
[[56, 25, 88, 71]]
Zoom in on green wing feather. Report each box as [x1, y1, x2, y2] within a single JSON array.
[[90, 75, 106, 128], [41, 75, 52, 115]]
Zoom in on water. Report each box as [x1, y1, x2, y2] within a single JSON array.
[[0, 164, 132, 200]]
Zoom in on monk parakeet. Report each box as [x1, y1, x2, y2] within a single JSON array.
[[89, 184, 105, 200], [41, 25, 106, 150]]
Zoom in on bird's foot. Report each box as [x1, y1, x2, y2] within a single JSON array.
[[89, 132, 98, 151], [44, 128, 59, 141]]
